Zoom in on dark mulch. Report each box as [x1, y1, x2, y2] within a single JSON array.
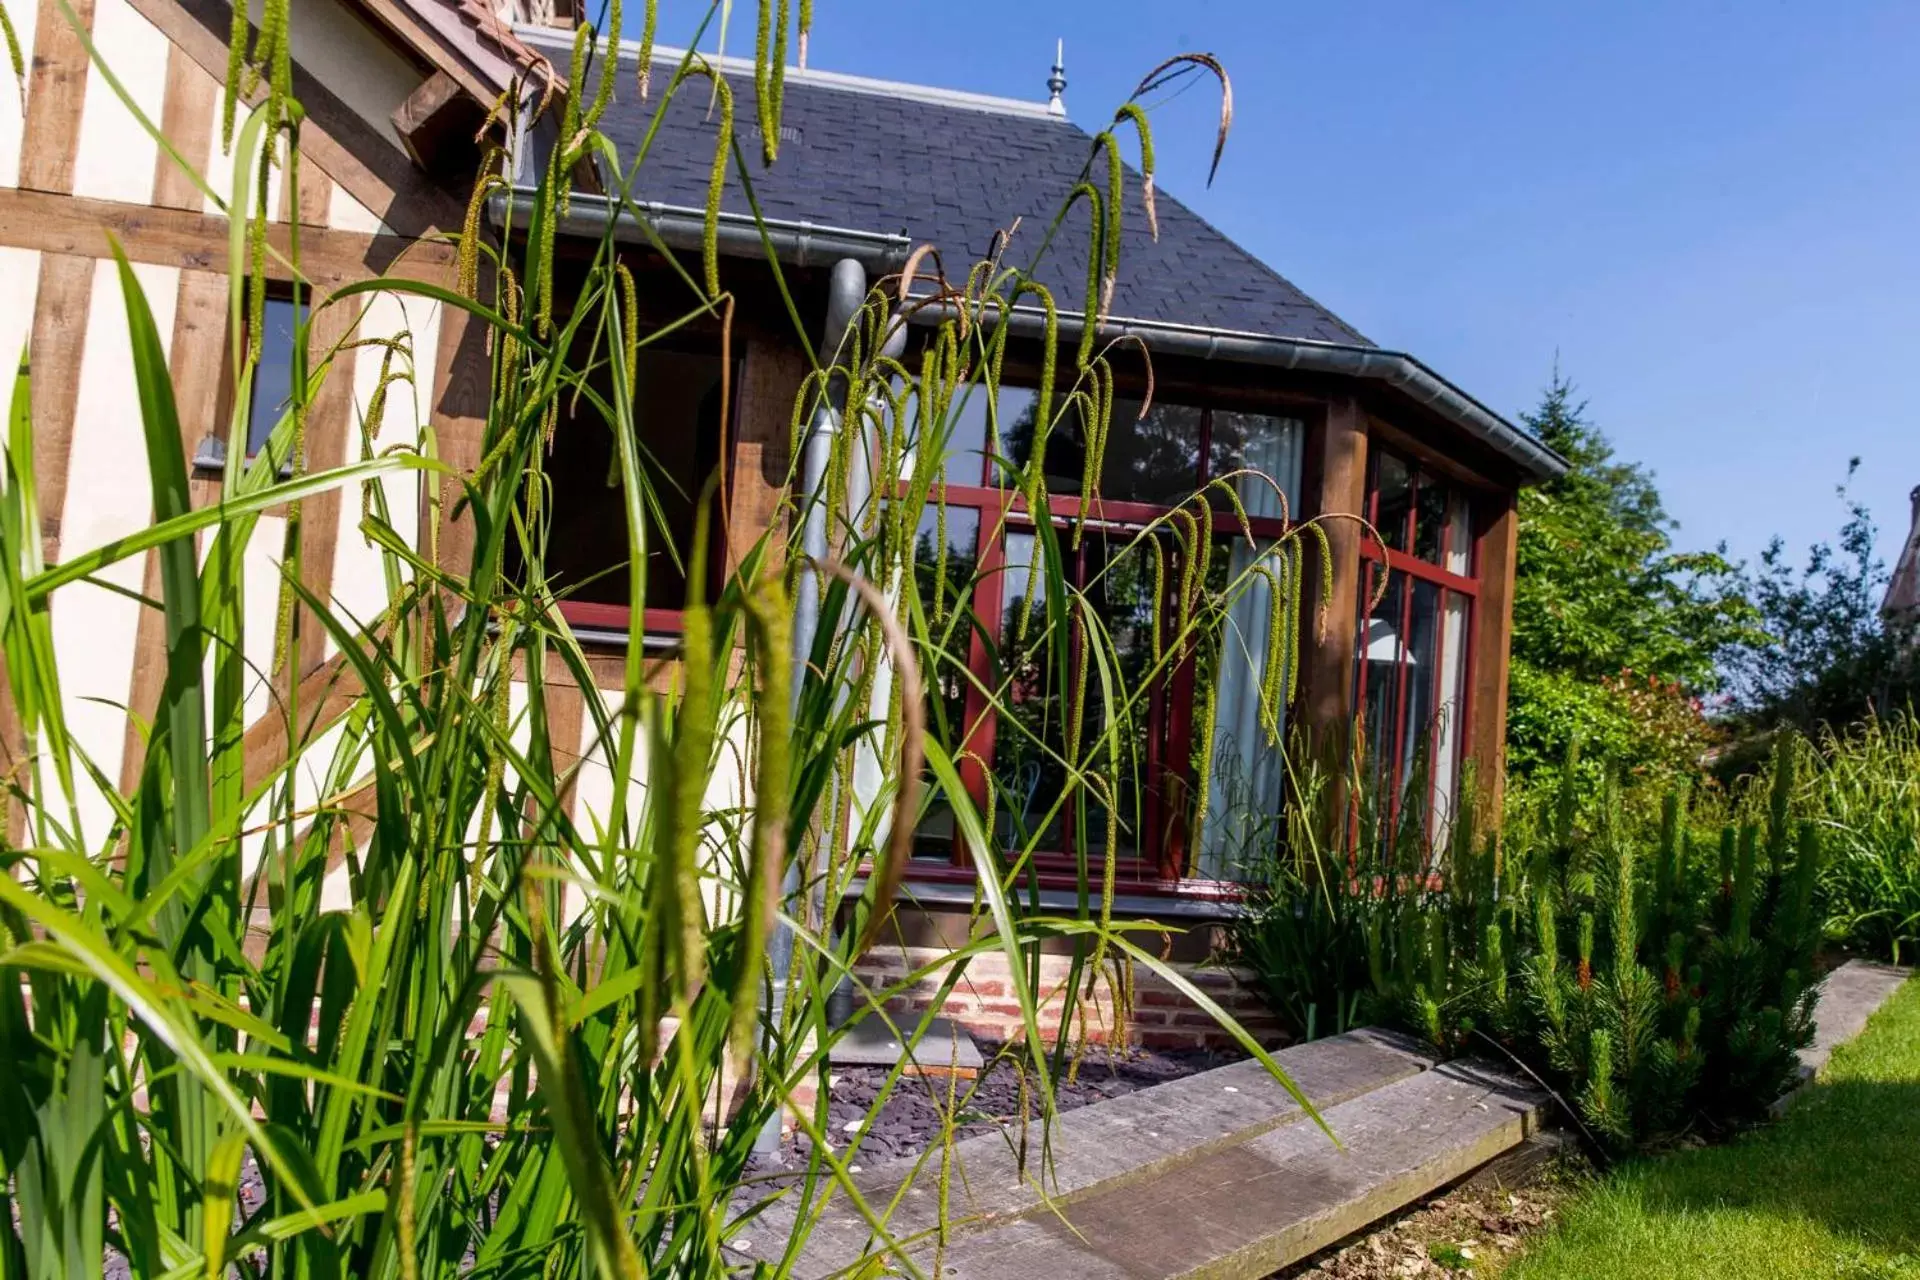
[[757, 1041, 1244, 1173]]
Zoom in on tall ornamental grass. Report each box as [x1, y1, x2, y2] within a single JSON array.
[[1796, 712, 1920, 963], [0, 2, 1326, 1274]]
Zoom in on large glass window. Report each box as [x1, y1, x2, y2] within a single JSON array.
[[909, 384, 1307, 886], [1353, 448, 1478, 854], [518, 343, 731, 628]]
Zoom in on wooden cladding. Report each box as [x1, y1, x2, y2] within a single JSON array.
[[20, 0, 97, 195], [0, 187, 455, 287]]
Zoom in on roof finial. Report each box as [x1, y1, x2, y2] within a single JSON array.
[[1046, 39, 1067, 117]]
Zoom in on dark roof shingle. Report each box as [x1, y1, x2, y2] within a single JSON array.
[[589, 53, 1370, 347]]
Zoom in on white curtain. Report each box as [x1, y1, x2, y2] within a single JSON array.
[[1428, 495, 1474, 844], [1194, 416, 1304, 880]]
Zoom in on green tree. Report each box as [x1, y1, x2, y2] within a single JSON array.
[[1507, 373, 1759, 780], [1723, 462, 1917, 738]]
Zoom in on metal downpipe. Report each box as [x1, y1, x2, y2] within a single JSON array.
[[755, 259, 869, 1156]]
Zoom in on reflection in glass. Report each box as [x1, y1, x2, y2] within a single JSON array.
[[912, 505, 981, 859], [992, 532, 1068, 854], [1077, 529, 1159, 861], [1374, 453, 1412, 552], [246, 295, 306, 458], [538, 346, 725, 613], [1430, 590, 1470, 842], [1360, 567, 1404, 803], [1209, 412, 1303, 519], [1414, 478, 1449, 563], [938, 384, 1034, 488], [1195, 536, 1289, 880], [1400, 578, 1441, 794], [1101, 398, 1203, 506]]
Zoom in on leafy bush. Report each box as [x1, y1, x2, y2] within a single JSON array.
[[1232, 744, 1822, 1150]]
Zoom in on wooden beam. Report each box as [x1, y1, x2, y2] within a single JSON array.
[[391, 69, 473, 172], [29, 253, 96, 562], [0, 187, 457, 287], [426, 295, 492, 583], [291, 300, 365, 679], [346, 0, 501, 109], [1469, 493, 1520, 819], [242, 645, 368, 793], [123, 0, 467, 238], [121, 269, 228, 792], [277, 161, 337, 229], [724, 327, 806, 580], [21, 0, 96, 195], [1298, 395, 1368, 771], [152, 41, 217, 212]]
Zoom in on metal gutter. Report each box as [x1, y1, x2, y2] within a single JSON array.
[[919, 302, 1571, 484], [487, 188, 913, 273], [487, 183, 1560, 482]]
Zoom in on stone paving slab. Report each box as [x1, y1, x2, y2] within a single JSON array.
[[921, 1059, 1543, 1280], [761, 1028, 1433, 1276], [1799, 959, 1911, 1080], [829, 1014, 986, 1074], [1772, 957, 1912, 1116]]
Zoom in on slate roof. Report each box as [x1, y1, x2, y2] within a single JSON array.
[[559, 40, 1370, 347]]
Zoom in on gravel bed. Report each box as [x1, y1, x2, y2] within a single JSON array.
[[757, 1041, 1245, 1173]]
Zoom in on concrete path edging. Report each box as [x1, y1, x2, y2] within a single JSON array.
[[1774, 957, 1912, 1114]]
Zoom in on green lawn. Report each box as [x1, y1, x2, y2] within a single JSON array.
[[1507, 975, 1920, 1280]]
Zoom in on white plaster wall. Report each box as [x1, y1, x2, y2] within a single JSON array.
[[571, 685, 651, 853], [70, 0, 169, 205], [0, 0, 37, 188], [239, 513, 288, 730], [325, 287, 440, 647], [0, 245, 37, 377], [327, 181, 391, 236], [570, 683, 753, 925], [201, 97, 286, 223], [272, 0, 419, 156], [51, 257, 178, 848]]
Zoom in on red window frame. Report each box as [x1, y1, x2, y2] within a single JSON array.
[[1352, 447, 1482, 850], [907, 397, 1307, 895]]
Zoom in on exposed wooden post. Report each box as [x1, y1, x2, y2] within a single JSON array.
[[1298, 395, 1368, 768], [152, 44, 217, 212], [21, 0, 95, 195], [121, 269, 229, 792], [427, 299, 493, 583], [1470, 492, 1520, 819], [724, 328, 808, 582]]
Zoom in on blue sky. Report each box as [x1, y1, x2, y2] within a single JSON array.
[[639, 1, 1920, 575]]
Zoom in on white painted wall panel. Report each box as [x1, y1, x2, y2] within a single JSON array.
[[240, 513, 287, 730], [570, 685, 750, 925], [274, 0, 418, 155], [201, 99, 287, 223], [0, 246, 39, 375], [70, 0, 168, 205], [51, 258, 178, 848], [0, 0, 37, 188], [327, 181, 391, 236]]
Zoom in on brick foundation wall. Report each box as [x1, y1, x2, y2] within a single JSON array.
[[852, 944, 1285, 1053]]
